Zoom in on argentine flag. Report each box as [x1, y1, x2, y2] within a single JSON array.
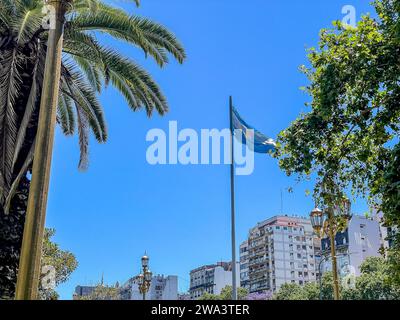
[[232, 107, 276, 153]]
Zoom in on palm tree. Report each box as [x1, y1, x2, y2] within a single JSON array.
[[0, 0, 185, 211], [0, 0, 185, 297]]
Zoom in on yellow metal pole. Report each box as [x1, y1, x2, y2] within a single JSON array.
[[328, 211, 340, 300], [15, 0, 70, 300]]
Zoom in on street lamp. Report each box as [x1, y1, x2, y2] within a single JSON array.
[[137, 254, 152, 300], [310, 207, 325, 237], [142, 255, 149, 268], [310, 198, 351, 300]]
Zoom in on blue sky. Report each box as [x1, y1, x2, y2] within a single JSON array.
[[47, 0, 375, 299]]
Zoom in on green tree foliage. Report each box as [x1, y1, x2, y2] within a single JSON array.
[[198, 286, 249, 300], [354, 257, 400, 299], [273, 283, 311, 300], [275, 0, 400, 283], [0, 177, 28, 299], [0, 225, 78, 299], [75, 284, 121, 300], [273, 281, 320, 300], [219, 286, 249, 300], [197, 292, 220, 301], [0, 0, 186, 211], [39, 228, 78, 300], [274, 258, 400, 300], [380, 144, 400, 284], [0, 0, 185, 298]]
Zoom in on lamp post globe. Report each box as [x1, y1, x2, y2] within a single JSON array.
[[138, 274, 144, 286], [310, 207, 324, 236], [145, 270, 152, 282], [141, 255, 149, 268]]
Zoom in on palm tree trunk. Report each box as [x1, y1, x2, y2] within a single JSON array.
[[15, 0, 70, 300]]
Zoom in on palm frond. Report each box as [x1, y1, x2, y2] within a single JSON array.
[[0, 47, 22, 202], [72, 55, 103, 92], [0, 0, 185, 205], [62, 63, 107, 143], [57, 90, 76, 135], [15, 5, 44, 45], [68, 4, 186, 66], [4, 137, 35, 214], [11, 45, 44, 170], [75, 105, 89, 171]]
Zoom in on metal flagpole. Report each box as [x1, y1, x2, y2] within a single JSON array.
[[229, 96, 237, 300]]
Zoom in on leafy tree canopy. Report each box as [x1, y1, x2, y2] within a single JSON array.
[[275, 0, 400, 283], [274, 258, 400, 300], [198, 286, 249, 300], [0, 0, 186, 211], [75, 284, 121, 300], [276, 0, 399, 206], [39, 228, 78, 300]]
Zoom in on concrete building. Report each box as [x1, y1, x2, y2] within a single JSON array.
[[177, 293, 191, 300], [74, 271, 178, 300], [122, 274, 178, 300], [240, 215, 319, 293], [189, 262, 240, 299], [73, 285, 96, 299], [373, 209, 398, 250], [240, 241, 250, 290], [320, 215, 382, 277]]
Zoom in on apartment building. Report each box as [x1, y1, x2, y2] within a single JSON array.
[[127, 274, 178, 300], [240, 241, 250, 290], [320, 215, 382, 277], [240, 215, 319, 293], [189, 262, 240, 299]]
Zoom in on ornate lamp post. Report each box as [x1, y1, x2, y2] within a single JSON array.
[[137, 254, 152, 300], [310, 198, 351, 300]]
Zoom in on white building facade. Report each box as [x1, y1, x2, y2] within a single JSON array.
[[122, 274, 178, 300], [240, 215, 319, 293], [240, 241, 250, 290], [320, 215, 382, 277], [189, 262, 240, 299]]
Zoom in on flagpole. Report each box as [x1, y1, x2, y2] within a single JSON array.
[[229, 96, 237, 300]]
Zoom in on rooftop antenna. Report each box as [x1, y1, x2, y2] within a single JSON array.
[[280, 189, 283, 214]]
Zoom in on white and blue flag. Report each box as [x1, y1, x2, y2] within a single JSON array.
[[232, 107, 276, 153]]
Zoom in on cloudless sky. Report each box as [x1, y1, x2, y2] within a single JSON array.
[[47, 0, 375, 299]]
